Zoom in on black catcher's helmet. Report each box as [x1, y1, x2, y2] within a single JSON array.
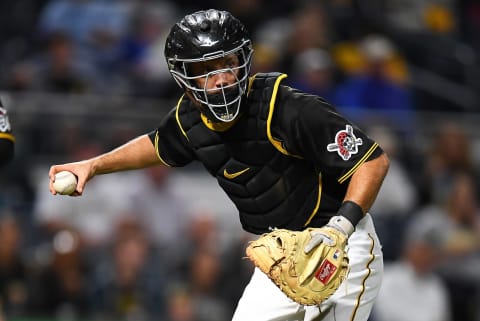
[[165, 9, 253, 122]]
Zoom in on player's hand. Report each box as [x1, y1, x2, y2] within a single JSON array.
[[49, 160, 95, 196], [304, 229, 336, 253], [304, 216, 354, 253]]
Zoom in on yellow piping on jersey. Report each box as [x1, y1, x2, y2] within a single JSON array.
[[266, 74, 302, 159], [350, 233, 376, 321], [338, 143, 379, 184], [153, 131, 171, 167], [0, 132, 14, 142], [175, 95, 189, 141], [304, 173, 322, 227]]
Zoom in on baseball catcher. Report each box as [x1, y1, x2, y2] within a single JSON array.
[[49, 9, 389, 321]]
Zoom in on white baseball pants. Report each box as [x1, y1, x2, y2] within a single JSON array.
[[232, 214, 383, 321]]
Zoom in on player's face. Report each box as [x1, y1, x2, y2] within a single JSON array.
[[189, 53, 241, 92]]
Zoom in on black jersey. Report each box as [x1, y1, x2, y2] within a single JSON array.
[[149, 73, 383, 234]]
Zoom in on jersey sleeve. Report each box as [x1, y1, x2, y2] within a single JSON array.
[[275, 88, 383, 184], [147, 108, 196, 167]]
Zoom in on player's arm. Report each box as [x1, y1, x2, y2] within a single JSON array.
[[91, 134, 161, 174], [344, 153, 389, 214], [335, 153, 390, 231], [317, 152, 389, 242], [49, 134, 162, 195], [304, 152, 388, 242]]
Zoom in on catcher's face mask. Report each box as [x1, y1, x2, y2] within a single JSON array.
[[169, 46, 252, 122], [164, 9, 253, 123]]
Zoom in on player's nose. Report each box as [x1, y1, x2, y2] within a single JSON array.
[[214, 71, 233, 88]]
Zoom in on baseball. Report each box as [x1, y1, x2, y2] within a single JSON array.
[[53, 171, 78, 195]]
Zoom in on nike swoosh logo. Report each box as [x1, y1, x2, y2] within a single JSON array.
[[223, 168, 250, 179]]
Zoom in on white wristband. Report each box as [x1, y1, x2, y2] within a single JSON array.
[[328, 215, 355, 236]]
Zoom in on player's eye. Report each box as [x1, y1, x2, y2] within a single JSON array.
[[225, 58, 239, 69]]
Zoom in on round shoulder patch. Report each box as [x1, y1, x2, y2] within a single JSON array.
[[327, 125, 363, 161]]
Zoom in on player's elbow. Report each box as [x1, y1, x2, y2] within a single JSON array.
[[377, 152, 390, 179], [364, 152, 390, 182]]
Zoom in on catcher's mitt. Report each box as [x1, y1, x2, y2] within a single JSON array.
[[246, 225, 349, 305]]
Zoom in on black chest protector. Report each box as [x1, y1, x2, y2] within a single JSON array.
[[174, 73, 323, 234]]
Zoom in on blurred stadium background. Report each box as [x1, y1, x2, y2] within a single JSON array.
[[1, 0, 480, 321]]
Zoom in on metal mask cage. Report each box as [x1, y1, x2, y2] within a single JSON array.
[[168, 40, 253, 122]]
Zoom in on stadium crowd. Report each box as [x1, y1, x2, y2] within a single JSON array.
[[1, 0, 480, 321]]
